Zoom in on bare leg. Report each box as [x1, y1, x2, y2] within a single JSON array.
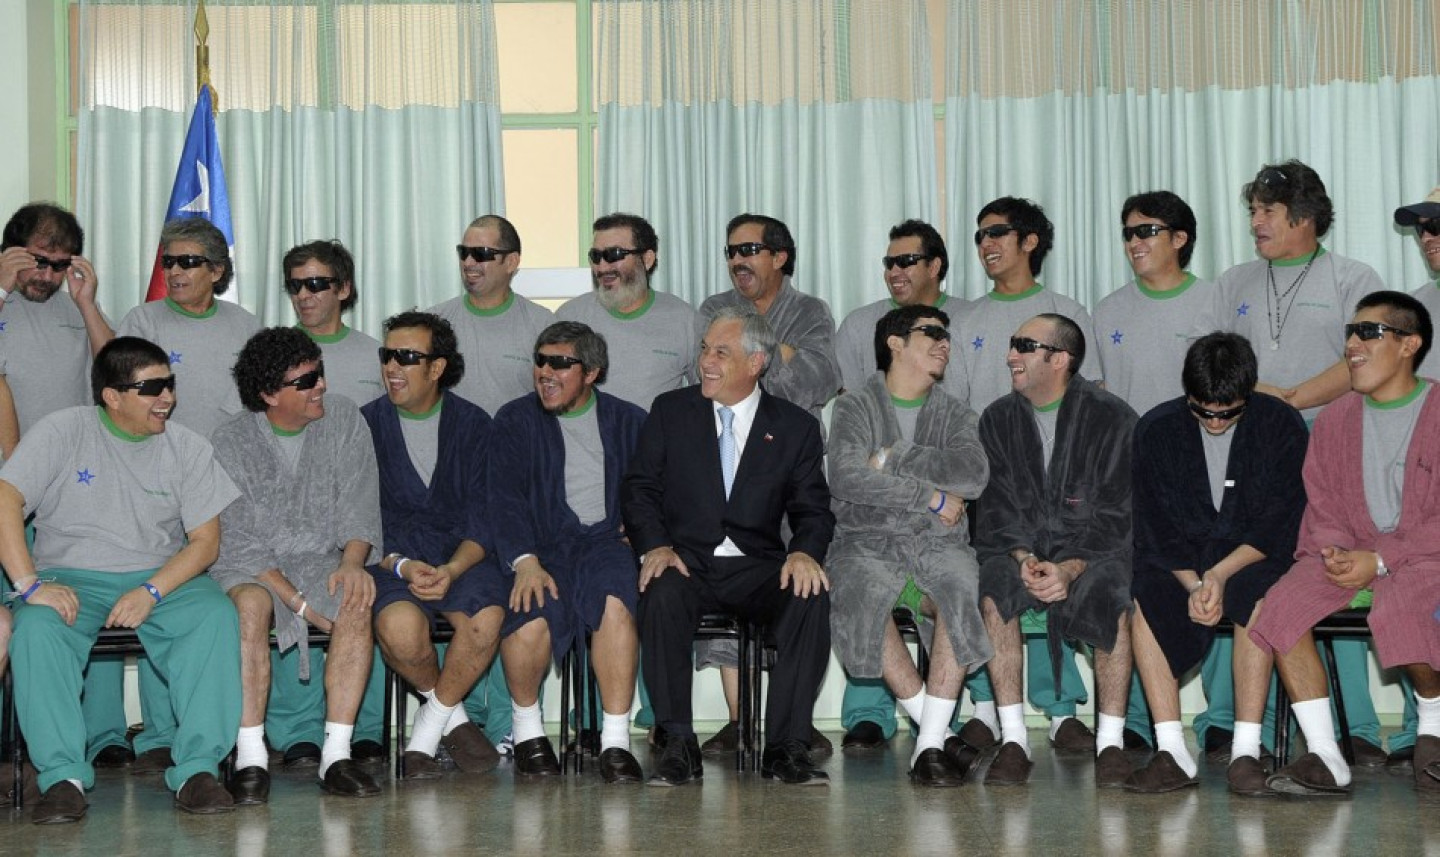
[[880, 619, 923, 700], [230, 583, 274, 728], [590, 597, 638, 715], [374, 601, 441, 693], [981, 596, 1023, 706], [720, 667, 739, 721], [1274, 630, 1329, 702], [500, 618, 551, 707], [1130, 603, 1180, 722], [1234, 602, 1274, 725], [1403, 664, 1440, 699], [322, 599, 373, 725], [434, 606, 503, 707], [1093, 613, 1132, 718], [923, 611, 965, 700]]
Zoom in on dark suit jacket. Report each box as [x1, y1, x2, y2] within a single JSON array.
[[622, 384, 835, 571]]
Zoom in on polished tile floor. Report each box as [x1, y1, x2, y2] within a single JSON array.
[[5, 729, 1440, 856]]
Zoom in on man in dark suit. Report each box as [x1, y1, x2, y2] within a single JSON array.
[[622, 306, 835, 786]]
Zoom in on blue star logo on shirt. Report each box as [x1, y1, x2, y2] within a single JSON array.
[[168, 350, 182, 365], [971, 336, 984, 351], [76, 469, 95, 485], [1110, 329, 1123, 345], [0, 320, 7, 332], [1236, 302, 1249, 317]]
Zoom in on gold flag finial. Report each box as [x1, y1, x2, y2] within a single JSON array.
[[195, 0, 216, 112]]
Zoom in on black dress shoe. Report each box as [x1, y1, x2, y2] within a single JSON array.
[[92, 744, 136, 768], [841, 721, 887, 750], [321, 759, 382, 797], [283, 741, 322, 769], [31, 781, 87, 825], [647, 725, 669, 751], [909, 747, 966, 787], [176, 772, 236, 815], [227, 766, 270, 806], [942, 735, 979, 777], [512, 737, 561, 776], [598, 747, 644, 783], [649, 733, 703, 786], [351, 739, 386, 765], [761, 739, 829, 786]]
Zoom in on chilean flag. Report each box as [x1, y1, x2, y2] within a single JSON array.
[[145, 85, 234, 302]]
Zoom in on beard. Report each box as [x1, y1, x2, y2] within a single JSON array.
[[595, 270, 648, 313]]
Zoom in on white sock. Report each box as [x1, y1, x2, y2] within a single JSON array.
[[1416, 692, 1440, 737], [66, 778, 83, 792], [897, 690, 925, 725], [1291, 698, 1350, 785], [1232, 721, 1263, 761], [319, 721, 353, 778], [1048, 716, 1075, 741], [912, 695, 959, 766], [600, 712, 632, 753], [999, 704, 1030, 757], [1096, 713, 1125, 753], [972, 700, 999, 735], [406, 696, 454, 755], [1154, 721, 1196, 777], [236, 725, 268, 770], [442, 700, 471, 737], [512, 700, 545, 744]]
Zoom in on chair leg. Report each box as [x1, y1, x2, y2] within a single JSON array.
[[1274, 680, 1292, 769], [393, 671, 409, 780], [559, 646, 574, 774], [4, 668, 21, 808], [381, 664, 394, 762], [736, 623, 751, 774], [1321, 636, 1354, 765], [583, 637, 599, 774]]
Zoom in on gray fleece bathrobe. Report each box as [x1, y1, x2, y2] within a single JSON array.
[[827, 373, 993, 677]]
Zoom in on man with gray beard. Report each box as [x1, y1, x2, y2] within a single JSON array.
[[556, 213, 695, 411]]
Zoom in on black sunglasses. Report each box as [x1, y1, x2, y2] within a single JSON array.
[[909, 324, 951, 342], [1188, 401, 1247, 422], [1345, 321, 1413, 342], [284, 276, 337, 296], [1256, 167, 1289, 188], [974, 224, 1019, 245], [1010, 336, 1066, 355], [724, 242, 772, 259], [1418, 220, 1440, 237], [279, 366, 325, 391], [534, 353, 584, 371], [31, 255, 73, 272], [883, 253, 933, 271], [379, 347, 435, 366], [112, 375, 176, 397], [161, 254, 211, 270], [588, 247, 643, 265], [456, 245, 511, 264], [1121, 224, 1172, 242]]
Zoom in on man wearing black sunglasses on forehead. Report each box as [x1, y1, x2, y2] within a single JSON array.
[[1396, 187, 1440, 377], [208, 327, 383, 803], [556, 213, 696, 411], [428, 214, 555, 415], [283, 240, 382, 407]]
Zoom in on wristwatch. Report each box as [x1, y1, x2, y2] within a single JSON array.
[[1375, 553, 1390, 578]]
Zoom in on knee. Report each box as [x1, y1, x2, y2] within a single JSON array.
[[231, 585, 273, 638], [455, 609, 502, 654], [374, 604, 427, 657], [334, 600, 373, 638], [510, 617, 550, 650]]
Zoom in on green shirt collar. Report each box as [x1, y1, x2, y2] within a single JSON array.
[[97, 408, 148, 443], [1271, 246, 1327, 267], [301, 324, 349, 344], [1135, 272, 1197, 300], [988, 283, 1044, 302], [890, 393, 927, 409], [1033, 395, 1064, 413], [1366, 379, 1427, 410], [607, 289, 655, 320], [164, 296, 217, 319], [399, 397, 444, 420], [269, 422, 305, 437], [559, 391, 596, 419], [465, 290, 515, 317], [886, 293, 950, 311]]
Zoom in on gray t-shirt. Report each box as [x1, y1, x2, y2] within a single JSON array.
[[556, 289, 695, 411], [836, 294, 971, 406], [272, 427, 306, 473], [1217, 250, 1384, 421], [429, 291, 555, 415], [0, 406, 238, 572], [558, 400, 606, 526], [308, 326, 383, 407], [1200, 425, 1236, 512], [0, 291, 97, 435], [893, 396, 922, 442], [1033, 403, 1060, 471], [116, 298, 261, 439], [956, 285, 1097, 412], [1363, 382, 1430, 533], [398, 404, 442, 488], [1092, 274, 1222, 417], [1409, 278, 1440, 377]]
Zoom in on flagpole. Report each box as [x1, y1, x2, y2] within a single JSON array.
[[195, 0, 215, 111]]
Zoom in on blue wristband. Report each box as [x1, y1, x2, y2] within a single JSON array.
[[142, 582, 163, 604], [930, 492, 947, 514], [17, 578, 42, 602]]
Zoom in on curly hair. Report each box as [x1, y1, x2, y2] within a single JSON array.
[[383, 310, 466, 390], [233, 327, 323, 412]]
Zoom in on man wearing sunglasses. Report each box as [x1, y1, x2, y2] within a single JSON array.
[[1396, 187, 1440, 377], [1252, 292, 1440, 796], [363, 311, 507, 779], [1, 336, 242, 822], [284, 240, 383, 407], [975, 314, 1138, 787], [961, 198, 1112, 758], [557, 213, 696, 411], [1125, 333, 1307, 795], [488, 322, 649, 782], [1218, 160, 1389, 766], [695, 214, 840, 757], [208, 328, 383, 802], [429, 215, 555, 415], [827, 306, 991, 787]]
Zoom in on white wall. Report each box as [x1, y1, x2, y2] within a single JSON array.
[[0, 2, 31, 212]]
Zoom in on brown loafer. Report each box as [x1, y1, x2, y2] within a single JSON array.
[[942, 735, 979, 777], [320, 759, 382, 797], [1049, 718, 1096, 753], [910, 747, 967, 788], [1095, 745, 1134, 788], [1227, 755, 1274, 797], [1345, 736, 1388, 768], [1414, 735, 1440, 791], [957, 718, 1000, 751], [983, 742, 1033, 785], [1123, 751, 1198, 793], [31, 780, 87, 825], [442, 722, 500, 773], [400, 750, 445, 780], [1266, 752, 1349, 797], [130, 747, 173, 776], [175, 772, 236, 815]]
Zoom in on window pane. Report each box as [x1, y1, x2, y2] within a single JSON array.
[[502, 128, 579, 268], [496, 3, 577, 113]]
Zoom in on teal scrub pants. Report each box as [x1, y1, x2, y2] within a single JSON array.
[[13, 570, 241, 793]]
